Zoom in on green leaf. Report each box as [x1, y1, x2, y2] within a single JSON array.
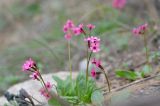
[[52, 76, 65, 95], [53, 76, 63, 85], [116, 70, 138, 80], [91, 90, 104, 106], [48, 98, 62, 106], [52, 72, 99, 105]]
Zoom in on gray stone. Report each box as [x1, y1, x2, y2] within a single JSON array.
[[79, 58, 92, 72]]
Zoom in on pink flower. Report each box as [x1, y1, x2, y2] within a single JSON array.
[[92, 58, 101, 68], [63, 20, 75, 40], [63, 25, 68, 33], [84, 36, 100, 43], [22, 58, 35, 71], [66, 20, 74, 28], [64, 34, 72, 40], [87, 24, 95, 30], [112, 0, 126, 9], [45, 82, 52, 90], [73, 24, 84, 36], [39, 88, 51, 100], [78, 24, 84, 29], [63, 20, 84, 40], [43, 92, 51, 100], [90, 43, 100, 53], [73, 27, 81, 36], [91, 67, 96, 78], [84, 36, 101, 53], [132, 23, 148, 36], [29, 71, 39, 80]]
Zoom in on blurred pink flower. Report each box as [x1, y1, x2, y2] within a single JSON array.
[[45, 82, 52, 90], [132, 23, 148, 36], [63, 20, 75, 40], [112, 0, 126, 9], [39, 88, 51, 100], [84, 36, 101, 53], [92, 58, 101, 68], [87, 24, 95, 30], [90, 43, 100, 53], [91, 67, 96, 78], [73, 27, 81, 36], [22, 58, 35, 71], [29, 71, 39, 80], [66, 20, 75, 28], [78, 24, 84, 29], [63, 20, 84, 40], [64, 34, 72, 40]]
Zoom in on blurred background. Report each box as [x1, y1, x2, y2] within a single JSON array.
[[0, 0, 160, 96]]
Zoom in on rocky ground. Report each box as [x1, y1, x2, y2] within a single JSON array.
[[0, 72, 160, 106]]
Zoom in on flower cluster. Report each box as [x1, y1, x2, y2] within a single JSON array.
[[132, 23, 148, 36], [63, 20, 97, 40], [112, 0, 126, 9], [22, 58, 40, 81], [63, 20, 84, 40], [84, 36, 101, 53], [22, 58, 52, 100], [87, 24, 95, 31], [90, 58, 103, 78], [39, 82, 52, 100], [22, 58, 36, 72]]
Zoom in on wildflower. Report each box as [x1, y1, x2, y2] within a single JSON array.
[[63, 20, 75, 33], [73, 24, 84, 36], [91, 67, 96, 78], [45, 82, 52, 90], [63, 20, 85, 40], [84, 36, 101, 53], [90, 43, 100, 53], [92, 58, 102, 68], [73, 27, 81, 36], [29, 71, 39, 80], [132, 23, 148, 36], [112, 0, 126, 9], [78, 24, 84, 29], [39, 88, 51, 100], [22, 58, 35, 71], [64, 34, 72, 40], [66, 20, 75, 28], [63, 20, 75, 40], [87, 24, 95, 30]]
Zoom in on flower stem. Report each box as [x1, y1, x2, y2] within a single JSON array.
[[68, 41, 72, 80], [38, 71, 49, 93], [86, 52, 92, 85], [101, 69, 111, 92], [143, 34, 150, 66]]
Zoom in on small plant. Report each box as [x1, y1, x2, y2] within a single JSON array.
[[116, 66, 151, 81], [13, 20, 111, 106], [116, 23, 153, 81]]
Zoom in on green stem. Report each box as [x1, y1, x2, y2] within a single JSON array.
[[101, 69, 111, 92], [86, 52, 93, 85], [143, 34, 149, 66], [38, 71, 49, 93], [68, 41, 72, 80]]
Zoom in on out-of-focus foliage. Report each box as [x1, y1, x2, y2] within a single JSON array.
[[51, 72, 103, 105]]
